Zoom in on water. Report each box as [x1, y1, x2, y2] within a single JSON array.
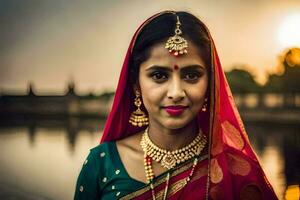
[[0, 118, 298, 200], [246, 122, 300, 200]]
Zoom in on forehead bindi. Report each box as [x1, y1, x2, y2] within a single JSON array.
[[173, 65, 179, 70]]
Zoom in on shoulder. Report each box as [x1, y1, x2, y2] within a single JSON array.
[[77, 141, 117, 176], [116, 132, 143, 154], [74, 143, 115, 199], [87, 141, 119, 169], [89, 141, 114, 156]]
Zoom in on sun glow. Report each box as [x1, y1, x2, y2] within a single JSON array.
[[277, 14, 300, 48]]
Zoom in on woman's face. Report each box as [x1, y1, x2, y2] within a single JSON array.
[[138, 40, 209, 130]]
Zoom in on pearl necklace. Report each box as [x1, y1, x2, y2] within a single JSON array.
[[141, 127, 207, 169]]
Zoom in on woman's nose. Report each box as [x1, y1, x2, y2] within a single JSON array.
[[167, 77, 185, 102]]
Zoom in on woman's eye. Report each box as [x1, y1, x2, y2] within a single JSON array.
[[183, 72, 201, 81], [151, 72, 168, 81]]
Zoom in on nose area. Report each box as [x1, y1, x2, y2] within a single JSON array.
[[167, 75, 185, 102]]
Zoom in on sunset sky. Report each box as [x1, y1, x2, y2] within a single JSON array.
[[1, 0, 300, 94]]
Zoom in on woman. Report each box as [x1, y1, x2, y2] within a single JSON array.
[[74, 11, 278, 199]]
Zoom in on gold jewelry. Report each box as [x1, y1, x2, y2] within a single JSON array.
[[145, 153, 170, 200], [165, 15, 188, 56], [129, 90, 149, 127], [144, 156, 199, 200], [142, 128, 203, 200], [141, 127, 207, 170], [201, 98, 208, 112]]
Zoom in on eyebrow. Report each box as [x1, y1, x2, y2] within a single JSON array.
[[145, 64, 205, 72]]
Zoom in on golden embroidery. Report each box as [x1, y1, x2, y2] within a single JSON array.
[[157, 167, 208, 199], [168, 179, 188, 197], [120, 154, 208, 200], [226, 153, 251, 176], [210, 158, 223, 184], [222, 120, 244, 150], [240, 183, 263, 200], [211, 122, 223, 156], [152, 186, 167, 200]]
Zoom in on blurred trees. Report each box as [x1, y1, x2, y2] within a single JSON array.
[[226, 47, 300, 94], [225, 68, 262, 93], [265, 48, 300, 93]]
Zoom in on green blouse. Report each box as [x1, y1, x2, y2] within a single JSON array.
[[74, 141, 146, 199]]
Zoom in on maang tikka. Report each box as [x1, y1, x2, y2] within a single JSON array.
[[165, 15, 188, 56], [129, 90, 149, 127]]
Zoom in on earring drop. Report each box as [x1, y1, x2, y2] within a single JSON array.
[[201, 98, 208, 112], [129, 90, 149, 127]]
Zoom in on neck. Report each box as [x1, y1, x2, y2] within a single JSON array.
[[147, 119, 199, 151]]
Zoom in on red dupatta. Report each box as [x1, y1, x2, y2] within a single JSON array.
[[100, 11, 278, 200]]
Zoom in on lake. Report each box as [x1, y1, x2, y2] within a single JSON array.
[[0, 117, 299, 200]]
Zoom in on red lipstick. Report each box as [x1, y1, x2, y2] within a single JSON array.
[[164, 105, 188, 116]]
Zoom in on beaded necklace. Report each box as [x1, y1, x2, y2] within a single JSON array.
[[140, 127, 207, 200]]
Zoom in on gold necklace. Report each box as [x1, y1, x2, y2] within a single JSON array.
[[144, 154, 200, 200], [141, 127, 206, 200], [141, 127, 207, 169]]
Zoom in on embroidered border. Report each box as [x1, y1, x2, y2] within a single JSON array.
[[119, 154, 208, 200]]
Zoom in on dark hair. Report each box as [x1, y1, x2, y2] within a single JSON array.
[[130, 11, 211, 85]]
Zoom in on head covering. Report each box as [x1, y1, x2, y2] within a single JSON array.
[[100, 11, 278, 200]]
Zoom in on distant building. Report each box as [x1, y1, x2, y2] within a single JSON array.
[[0, 81, 114, 118]]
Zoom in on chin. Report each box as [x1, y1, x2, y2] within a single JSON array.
[[162, 118, 192, 130]]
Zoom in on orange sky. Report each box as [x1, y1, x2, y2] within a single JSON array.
[[0, 0, 300, 94]]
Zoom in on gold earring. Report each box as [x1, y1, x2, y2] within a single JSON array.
[[201, 98, 208, 112], [129, 90, 149, 127]]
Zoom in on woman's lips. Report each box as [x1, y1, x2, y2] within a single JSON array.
[[163, 105, 188, 116]]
